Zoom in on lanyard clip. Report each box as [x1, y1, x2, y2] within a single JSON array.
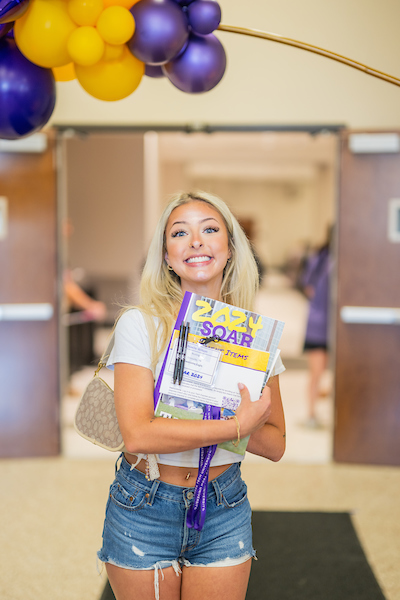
[[199, 335, 221, 346]]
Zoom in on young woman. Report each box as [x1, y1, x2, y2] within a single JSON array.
[[97, 191, 286, 600]]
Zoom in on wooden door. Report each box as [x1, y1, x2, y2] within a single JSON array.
[[334, 131, 400, 466], [0, 132, 59, 457]]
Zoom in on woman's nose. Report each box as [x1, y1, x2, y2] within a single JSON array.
[[189, 237, 203, 249]]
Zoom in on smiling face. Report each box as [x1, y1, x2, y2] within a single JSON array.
[[164, 200, 232, 299]]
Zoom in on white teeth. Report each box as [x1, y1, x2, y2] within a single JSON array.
[[186, 256, 211, 264]]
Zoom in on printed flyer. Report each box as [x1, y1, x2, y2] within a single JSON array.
[[154, 292, 285, 454]]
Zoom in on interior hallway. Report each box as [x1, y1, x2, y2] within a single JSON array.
[[62, 271, 334, 464], [1, 273, 399, 600]]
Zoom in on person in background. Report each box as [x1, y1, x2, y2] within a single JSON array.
[[62, 217, 107, 376], [63, 269, 107, 322], [301, 228, 333, 428]]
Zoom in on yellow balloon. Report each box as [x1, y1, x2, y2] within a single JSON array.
[[96, 6, 134, 45], [67, 26, 105, 66], [14, 0, 77, 68], [103, 43, 124, 61], [53, 62, 76, 81], [75, 45, 144, 101], [103, 0, 139, 9], [67, 0, 104, 26]]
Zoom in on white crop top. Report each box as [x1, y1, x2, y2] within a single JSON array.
[[107, 309, 285, 468]]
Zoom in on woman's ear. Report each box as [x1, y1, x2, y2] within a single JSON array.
[[164, 252, 169, 266]]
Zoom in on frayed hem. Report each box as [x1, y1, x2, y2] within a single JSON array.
[[96, 555, 105, 576], [154, 560, 181, 600], [97, 556, 181, 600], [180, 552, 256, 568]]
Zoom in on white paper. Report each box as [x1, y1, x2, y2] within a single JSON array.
[[160, 340, 267, 410]]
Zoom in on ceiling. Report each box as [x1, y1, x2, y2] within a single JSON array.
[[158, 131, 338, 182]]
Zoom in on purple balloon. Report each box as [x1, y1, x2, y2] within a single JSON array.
[[0, 0, 30, 24], [145, 64, 165, 78], [187, 1, 221, 35], [162, 32, 226, 93], [0, 20, 13, 37], [171, 0, 195, 5], [0, 38, 56, 140], [129, 0, 189, 65]]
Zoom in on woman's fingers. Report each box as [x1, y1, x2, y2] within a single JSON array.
[[236, 382, 272, 436], [260, 384, 272, 419]]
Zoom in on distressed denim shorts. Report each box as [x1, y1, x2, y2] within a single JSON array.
[[97, 455, 255, 575]]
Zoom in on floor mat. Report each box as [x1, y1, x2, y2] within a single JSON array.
[[99, 511, 386, 599], [247, 511, 386, 600]]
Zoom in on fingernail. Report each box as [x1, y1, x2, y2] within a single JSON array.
[[238, 383, 244, 390]]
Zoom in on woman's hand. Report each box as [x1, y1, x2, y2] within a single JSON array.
[[235, 382, 272, 438], [114, 363, 254, 455], [242, 376, 286, 462]]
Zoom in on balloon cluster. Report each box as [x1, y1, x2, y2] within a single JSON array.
[[0, 0, 225, 139]]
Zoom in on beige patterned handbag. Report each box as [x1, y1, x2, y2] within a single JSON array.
[[73, 322, 160, 480], [74, 333, 125, 452]]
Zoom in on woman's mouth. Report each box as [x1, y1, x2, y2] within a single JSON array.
[[185, 256, 212, 264]]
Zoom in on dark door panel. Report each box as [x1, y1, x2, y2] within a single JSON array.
[[334, 131, 400, 465], [0, 132, 59, 457]]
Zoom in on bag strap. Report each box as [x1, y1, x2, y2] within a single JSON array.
[[94, 307, 156, 378], [94, 307, 133, 376], [94, 332, 115, 376]]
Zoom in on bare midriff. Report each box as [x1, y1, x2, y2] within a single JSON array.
[[124, 453, 231, 487]]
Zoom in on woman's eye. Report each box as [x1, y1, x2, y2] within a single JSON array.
[[171, 230, 187, 238], [204, 227, 219, 234]]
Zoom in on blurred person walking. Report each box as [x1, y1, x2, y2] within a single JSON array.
[[301, 230, 332, 428]]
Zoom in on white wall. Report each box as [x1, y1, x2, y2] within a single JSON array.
[[51, 0, 400, 128], [187, 176, 334, 268], [158, 132, 337, 269]]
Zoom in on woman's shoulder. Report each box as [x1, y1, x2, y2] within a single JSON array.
[[107, 308, 154, 369], [116, 307, 146, 328], [115, 307, 160, 338]]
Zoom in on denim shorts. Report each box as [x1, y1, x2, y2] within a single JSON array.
[[97, 455, 255, 575]]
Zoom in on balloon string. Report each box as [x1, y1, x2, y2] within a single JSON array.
[[218, 23, 400, 88]]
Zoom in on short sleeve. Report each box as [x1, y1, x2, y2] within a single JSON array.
[[106, 309, 152, 372], [270, 353, 285, 378]]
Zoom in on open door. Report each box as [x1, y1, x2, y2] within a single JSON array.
[[0, 132, 59, 457], [334, 131, 400, 465]]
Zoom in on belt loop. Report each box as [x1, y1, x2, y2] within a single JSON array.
[[147, 479, 160, 505], [212, 479, 223, 506], [115, 452, 123, 476]]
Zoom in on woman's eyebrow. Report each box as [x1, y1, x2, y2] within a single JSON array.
[[200, 217, 219, 224], [170, 217, 219, 227]]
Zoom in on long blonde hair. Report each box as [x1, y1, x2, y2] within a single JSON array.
[[135, 191, 259, 370]]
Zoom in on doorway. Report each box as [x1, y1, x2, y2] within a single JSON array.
[[156, 130, 338, 463], [59, 127, 339, 463]]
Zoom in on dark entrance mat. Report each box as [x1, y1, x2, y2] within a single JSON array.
[[247, 511, 386, 600], [99, 511, 386, 600]]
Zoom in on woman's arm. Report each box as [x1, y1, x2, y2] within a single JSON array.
[[64, 275, 107, 320], [114, 362, 272, 455], [244, 375, 286, 462]]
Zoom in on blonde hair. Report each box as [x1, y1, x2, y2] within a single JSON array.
[[134, 191, 259, 370]]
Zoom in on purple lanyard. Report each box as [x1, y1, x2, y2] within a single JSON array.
[[186, 404, 221, 531]]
